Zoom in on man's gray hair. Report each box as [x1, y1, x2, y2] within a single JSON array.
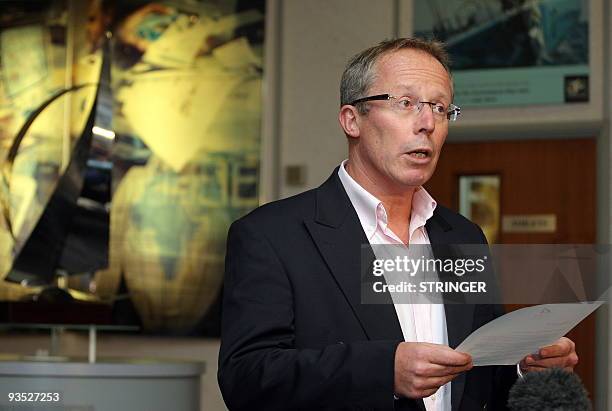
[[340, 37, 451, 114]]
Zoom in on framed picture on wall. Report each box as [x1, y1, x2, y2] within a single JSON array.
[[0, 0, 268, 337], [458, 174, 501, 244], [411, 0, 590, 108]]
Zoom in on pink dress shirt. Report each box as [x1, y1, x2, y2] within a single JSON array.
[[338, 160, 450, 411]]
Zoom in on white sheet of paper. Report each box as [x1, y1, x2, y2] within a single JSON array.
[[456, 302, 603, 366]]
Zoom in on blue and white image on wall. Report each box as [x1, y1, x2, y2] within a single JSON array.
[[413, 0, 589, 106]]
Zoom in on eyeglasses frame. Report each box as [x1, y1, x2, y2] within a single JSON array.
[[347, 93, 461, 121]]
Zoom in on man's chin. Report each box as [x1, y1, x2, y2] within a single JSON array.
[[394, 171, 433, 188]]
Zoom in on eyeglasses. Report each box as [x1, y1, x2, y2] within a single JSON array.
[[348, 94, 461, 122]]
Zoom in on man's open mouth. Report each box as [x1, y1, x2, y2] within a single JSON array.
[[407, 149, 431, 158]]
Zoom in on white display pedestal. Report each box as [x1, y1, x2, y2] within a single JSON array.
[[0, 356, 204, 411]]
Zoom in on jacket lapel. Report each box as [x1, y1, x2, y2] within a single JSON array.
[[304, 169, 404, 341], [426, 212, 475, 411]]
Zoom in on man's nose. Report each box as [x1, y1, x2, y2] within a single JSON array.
[[414, 102, 436, 135]]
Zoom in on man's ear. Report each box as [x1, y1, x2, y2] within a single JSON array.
[[338, 105, 361, 139]]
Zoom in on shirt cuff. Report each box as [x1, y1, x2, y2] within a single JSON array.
[[516, 363, 526, 379]]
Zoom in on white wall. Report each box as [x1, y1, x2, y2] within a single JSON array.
[[276, 0, 396, 198]]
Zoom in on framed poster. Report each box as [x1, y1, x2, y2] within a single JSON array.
[[0, 0, 267, 337], [413, 0, 589, 107], [458, 175, 501, 244]]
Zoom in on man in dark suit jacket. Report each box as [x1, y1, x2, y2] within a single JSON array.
[[218, 38, 578, 410]]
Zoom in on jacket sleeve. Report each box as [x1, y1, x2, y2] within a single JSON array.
[[217, 218, 402, 410]]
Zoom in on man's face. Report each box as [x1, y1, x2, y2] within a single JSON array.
[[349, 49, 453, 191]]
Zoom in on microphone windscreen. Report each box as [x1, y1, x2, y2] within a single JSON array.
[[507, 368, 590, 411]]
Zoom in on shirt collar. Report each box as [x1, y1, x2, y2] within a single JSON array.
[[338, 160, 380, 239], [409, 184, 437, 239], [337, 159, 437, 241]]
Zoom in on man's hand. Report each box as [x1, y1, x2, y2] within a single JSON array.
[[394, 342, 473, 399], [519, 337, 579, 373]]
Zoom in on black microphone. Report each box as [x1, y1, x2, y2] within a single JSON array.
[[507, 368, 590, 411]]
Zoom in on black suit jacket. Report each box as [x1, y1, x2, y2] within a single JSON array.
[[218, 169, 515, 410]]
